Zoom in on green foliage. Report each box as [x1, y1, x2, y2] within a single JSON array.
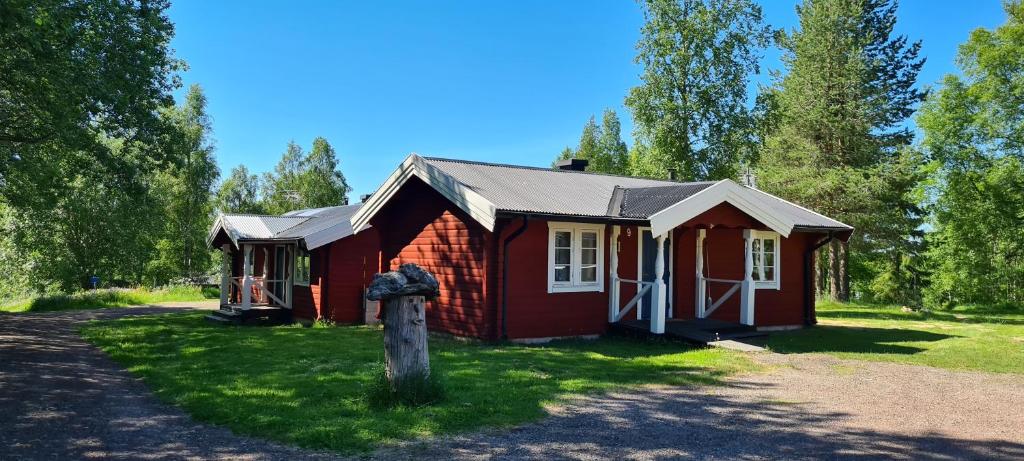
[[0, 286, 218, 313], [769, 301, 1024, 374], [625, 0, 771, 181], [82, 314, 752, 453], [215, 165, 266, 214], [259, 138, 351, 215], [757, 0, 926, 301], [0, 0, 181, 191], [554, 110, 630, 174], [917, 2, 1024, 307], [364, 363, 447, 409]]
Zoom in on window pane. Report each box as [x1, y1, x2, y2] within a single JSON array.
[[752, 268, 761, 281], [581, 266, 597, 282], [581, 232, 597, 249], [554, 265, 570, 282], [764, 266, 775, 281], [581, 248, 597, 265], [763, 238, 775, 253], [752, 238, 761, 254], [764, 252, 774, 267], [554, 231, 571, 248], [555, 248, 571, 265]]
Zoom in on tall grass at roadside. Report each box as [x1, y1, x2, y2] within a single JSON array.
[[0, 286, 219, 313]]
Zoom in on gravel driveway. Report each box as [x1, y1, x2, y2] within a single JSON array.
[[3, 305, 1023, 460], [0, 303, 343, 461]]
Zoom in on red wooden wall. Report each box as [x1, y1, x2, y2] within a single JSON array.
[[372, 177, 495, 338]]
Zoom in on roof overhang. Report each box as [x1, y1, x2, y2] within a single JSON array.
[[351, 154, 498, 232], [648, 180, 796, 237]]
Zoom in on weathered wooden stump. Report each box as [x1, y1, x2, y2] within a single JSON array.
[[366, 263, 440, 390]]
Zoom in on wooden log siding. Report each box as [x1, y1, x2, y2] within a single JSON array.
[[376, 177, 494, 339]]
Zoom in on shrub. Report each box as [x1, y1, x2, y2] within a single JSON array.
[[364, 363, 446, 409]]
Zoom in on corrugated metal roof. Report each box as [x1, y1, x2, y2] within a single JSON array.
[[421, 157, 682, 218], [418, 156, 851, 232], [210, 203, 365, 249], [616, 183, 717, 218]]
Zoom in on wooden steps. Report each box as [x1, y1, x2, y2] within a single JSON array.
[[205, 304, 291, 326], [610, 318, 768, 346]]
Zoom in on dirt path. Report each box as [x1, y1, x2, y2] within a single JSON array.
[[375, 353, 1024, 460], [0, 303, 343, 461]]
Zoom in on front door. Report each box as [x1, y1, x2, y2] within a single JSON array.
[[272, 245, 289, 306], [639, 229, 672, 320]]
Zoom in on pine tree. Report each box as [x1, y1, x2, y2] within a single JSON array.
[[758, 0, 926, 302]]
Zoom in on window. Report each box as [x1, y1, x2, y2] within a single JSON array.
[[548, 222, 604, 293], [295, 249, 311, 286], [750, 231, 780, 289]]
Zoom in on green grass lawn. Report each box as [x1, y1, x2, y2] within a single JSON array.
[[0, 286, 219, 313], [81, 312, 754, 453], [768, 301, 1024, 374]]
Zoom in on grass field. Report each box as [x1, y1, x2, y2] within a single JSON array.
[[0, 286, 219, 313], [768, 301, 1024, 374], [81, 312, 754, 453]]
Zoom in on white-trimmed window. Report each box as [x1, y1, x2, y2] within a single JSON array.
[[750, 230, 780, 289], [295, 249, 311, 286], [547, 222, 604, 293]]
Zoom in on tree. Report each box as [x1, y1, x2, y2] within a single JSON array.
[[262, 138, 351, 214], [0, 0, 181, 195], [625, 0, 771, 181], [300, 137, 351, 208], [757, 0, 926, 302], [147, 85, 220, 283], [917, 1, 1024, 307], [554, 110, 630, 175], [216, 165, 265, 214]]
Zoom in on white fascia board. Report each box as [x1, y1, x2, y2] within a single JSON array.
[[746, 186, 854, 230], [205, 214, 239, 249], [648, 180, 795, 237], [350, 153, 498, 233]]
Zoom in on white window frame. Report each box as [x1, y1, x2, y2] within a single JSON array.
[[750, 230, 780, 290], [547, 222, 605, 293], [294, 248, 311, 286]]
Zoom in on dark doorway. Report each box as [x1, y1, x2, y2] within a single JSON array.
[[640, 229, 672, 320]]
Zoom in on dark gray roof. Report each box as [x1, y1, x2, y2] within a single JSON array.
[[613, 183, 717, 218]]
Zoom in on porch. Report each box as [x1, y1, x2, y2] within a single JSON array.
[[215, 242, 299, 312], [611, 318, 767, 345]]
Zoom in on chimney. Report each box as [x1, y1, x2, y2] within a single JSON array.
[[360, 193, 372, 203], [555, 158, 589, 172], [667, 167, 678, 181]]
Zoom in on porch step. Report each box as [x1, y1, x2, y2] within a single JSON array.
[[205, 304, 290, 326], [610, 319, 768, 346]]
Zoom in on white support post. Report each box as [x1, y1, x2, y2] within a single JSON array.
[[608, 226, 621, 322], [220, 244, 231, 305], [695, 229, 706, 318], [241, 244, 253, 310], [651, 232, 668, 334], [740, 230, 755, 326]]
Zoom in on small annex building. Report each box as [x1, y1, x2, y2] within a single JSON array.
[[351, 154, 853, 341], [206, 204, 380, 323]]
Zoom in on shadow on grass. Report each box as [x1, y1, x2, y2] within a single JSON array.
[[768, 325, 959, 355], [80, 312, 749, 454]]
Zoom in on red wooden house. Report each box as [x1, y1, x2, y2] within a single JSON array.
[[206, 204, 380, 324], [350, 155, 853, 341]]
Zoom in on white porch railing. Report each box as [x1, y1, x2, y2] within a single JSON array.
[[609, 277, 654, 322], [229, 275, 291, 309]]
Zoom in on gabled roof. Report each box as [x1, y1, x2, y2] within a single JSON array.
[[351, 154, 853, 239], [207, 203, 364, 250]]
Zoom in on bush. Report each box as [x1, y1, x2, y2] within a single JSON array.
[[364, 363, 446, 409]]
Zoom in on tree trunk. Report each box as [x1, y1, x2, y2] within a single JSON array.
[[829, 240, 840, 302], [815, 250, 826, 297], [839, 241, 850, 302], [382, 295, 430, 389]]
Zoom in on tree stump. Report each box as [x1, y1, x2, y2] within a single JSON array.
[[382, 295, 429, 388], [366, 263, 440, 391]]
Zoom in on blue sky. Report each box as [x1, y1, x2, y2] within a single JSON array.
[[168, 1, 1009, 199]]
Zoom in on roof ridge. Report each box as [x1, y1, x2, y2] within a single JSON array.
[[421, 156, 709, 184]]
